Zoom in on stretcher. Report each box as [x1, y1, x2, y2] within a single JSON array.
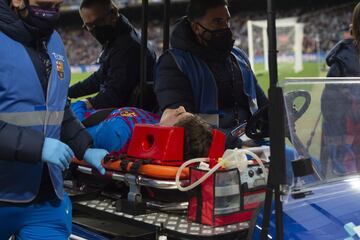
[[69, 124, 225, 201], [67, 124, 269, 239]]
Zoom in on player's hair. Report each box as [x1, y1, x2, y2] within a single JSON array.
[[175, 115, 213, 161]]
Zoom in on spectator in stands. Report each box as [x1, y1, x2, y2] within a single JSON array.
[[321, 2, 360, 176], [60, 27, 101, 65], [72, 102, 213, 160], [68, 0, 157, 111], [154, 0, 268, 148]]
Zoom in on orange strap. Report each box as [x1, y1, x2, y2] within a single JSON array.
[[72, 158, 189, 180]]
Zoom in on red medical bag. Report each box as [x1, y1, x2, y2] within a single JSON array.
[[188, 167, 266, 226]]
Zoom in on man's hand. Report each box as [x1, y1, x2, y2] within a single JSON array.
[[83, 148, 109, 175], [41, 138, 74, 170]]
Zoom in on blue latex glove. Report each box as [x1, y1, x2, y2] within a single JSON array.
[[83, 148, 108, 175], [41, 138, 74, 170]]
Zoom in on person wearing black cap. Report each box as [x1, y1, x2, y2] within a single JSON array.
[[0, 0, 108, 238], [154, 0, 269, 148], [68, 0, 157, 111]]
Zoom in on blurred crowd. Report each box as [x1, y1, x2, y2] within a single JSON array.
[[299, 5, 352, 53], [60, 27, 101, 65], [59, 3, 353, 65]]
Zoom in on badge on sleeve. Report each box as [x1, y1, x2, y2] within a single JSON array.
[[52, 53, 65, 80], [56, 60, 64, 80]]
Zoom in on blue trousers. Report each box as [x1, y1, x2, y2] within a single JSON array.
[[0, 193, 72, 240]]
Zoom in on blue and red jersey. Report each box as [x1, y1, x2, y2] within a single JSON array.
[[71, 101, 160, 154]]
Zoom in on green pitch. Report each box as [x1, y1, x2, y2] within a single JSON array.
[[70, 62, 326, 94], [70, 72, 92, 86], [69, 72, 93, 101], [254, 62, 325, 93]]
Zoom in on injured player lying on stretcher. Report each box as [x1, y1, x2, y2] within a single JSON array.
[[68, 101, 223, 203], [69, 97, 319, 211], [70, 100, 317, 187], [71, 101, 214, 161]]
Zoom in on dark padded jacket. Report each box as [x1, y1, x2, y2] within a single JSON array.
[[155, 18, 268, 128], [322, 39, 360, 137], [68, 15, 157, 110], [0, 0, 92, 163], [154, 18, 268, 147]]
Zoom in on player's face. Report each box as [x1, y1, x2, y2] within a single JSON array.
[[159, 106, 193, 127]]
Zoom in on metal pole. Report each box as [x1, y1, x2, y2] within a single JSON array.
[[261, 0, 285, 239], [260, 166, 274, 240], [268, 0, 285, 237], [163, 0, 170, 52], [267, 0, 278, 87], [140, 0, 149, 108]]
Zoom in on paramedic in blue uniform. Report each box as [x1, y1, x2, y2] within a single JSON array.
[[154, 0, 269, 148], [0, 0, 109, 239]]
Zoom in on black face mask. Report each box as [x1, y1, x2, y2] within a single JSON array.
[[90, 25, 116, 45], [20, 1, 60, 39], [198, 23, 235, 52]]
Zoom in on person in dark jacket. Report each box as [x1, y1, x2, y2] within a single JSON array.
[[154, 0, 268, 148], [68, 0, 157, 111], [0, 0, 108, 239], [321, 2, 360, 176]]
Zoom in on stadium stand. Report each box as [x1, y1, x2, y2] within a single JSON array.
[[58, 1, 354, 66]]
